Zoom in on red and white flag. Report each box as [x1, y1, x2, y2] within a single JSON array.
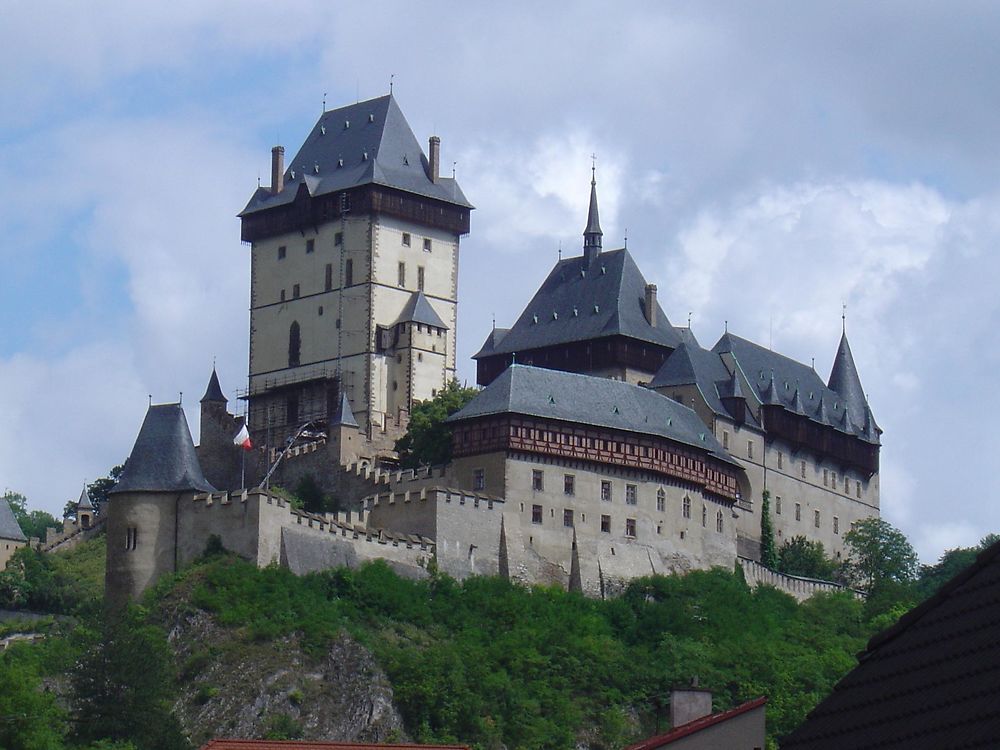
[[233, 424, 253, 450]]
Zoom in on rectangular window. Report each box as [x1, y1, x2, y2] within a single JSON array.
[[563, 509, 574, 528], [334, 232, 343, 247], [814, 510, 821, 528], [306, 238, 315, 254], [823, 469, 828, 486], [564, 474, 575, 496], [656, 490, 665, 512], [717, 510, 724, 533], [777, 452, 783, 469], [402, 232, 411, 247], [532, 504, 542, 524], [423, 237, 432, 252], [278, 245, 286, 260], [795, 503, 802, 521], [292, 283, 300, 299], [601, 480, 612, 502], [682, 496, 691, 518], [775, 496, 782, 515], [625, 518, 637, 537], [601, 514, 611, 533], [280, 289, 286, 302], [532, 469, 544, 491], [801, 461, 806, 478], [747, 440, 753, 460], [398, 262, 406, 287], [844, 476, 850, 493], [417, 266, 425, 291], [626, 484, 637, 505], [722, 431, 729, 449], [831, 472, 837, 488], [473, 469, 485, 491], [325, 263, 333, 291], [834, 516, 840, 535], [856, 482, 862, 499], [345, 258, 353, 287]]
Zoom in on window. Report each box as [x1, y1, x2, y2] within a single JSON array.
[[702, 505, 707, 527], [716, 510, 724, 533], [278, 245, 286, 260], [280, 289, 286, 302], [831, 471, 837, 488], [801, 461, 806, 478], [325, 263, 333, 291], [532, 504, 542, 524], [775, 496, 782, 515], [795, 503, 801, 521], [823, 469, 828, 486], [682, 496, 691, 518], [601, 480, 612, 502], [656, 488, 665, 512], [844, 476, 849, 493], [532, 470, 544, 491], [473, 469, 485, 491], [423, 237, 432, 252], [722, 431, 729, 449], [398, 262, 406, 287], [601, 514, 611, 533], [334, 232, 343, 247], [318, 306, 323, 316], [292, 283, 300, 299], [856, 482, 862, 499], [564, 509, 574, 528], [125, 526, 138, 550], [564, 474, 575, 496], [814, 509, 821, 528], [345, 259, 353, 287], [417, 266, 425, 291], [626, 484, 637, 505], [288, 321, 301, 367], [306, 238, 315, 254], [834, 516, 840, 535], [777, 452, 783, 469], [625, 518, 637, 537], [747, 440, 753, 460], [402, 232, 411, 247]]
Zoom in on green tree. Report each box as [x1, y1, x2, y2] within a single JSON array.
[[294, 474, 335, 514], [84, 463, 125, 516], [395, 380, 479, 468], [916, 533, 999, 599], [759, 490, 778, 568], [777, 536, 839, 580], [843, 517, 918, 592], [0, 646, 68, 750], [3, 491, 59, 540], [71, 609, 189, 750]]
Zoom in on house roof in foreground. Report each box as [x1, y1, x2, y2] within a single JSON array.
[[625, 697, 767, 749]]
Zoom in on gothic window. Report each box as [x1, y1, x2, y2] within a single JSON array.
[[532, 504, 542, 524], [288, 321, 301, 367], [532, 470, 544, 491], [601, 480, 612, 502], [682, 495, 691, 518], [657, 488, 665, 512], [625, 518, 637, 537], [716, 510, 724, 533], [626, 484, 637, 505]]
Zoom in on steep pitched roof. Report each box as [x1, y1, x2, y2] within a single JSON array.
[[783, 538, 1000, 749], [76, 486, 94, 511], [626, 697, 767, 750], [200, 367, 227, 403], [585, 173, 603, 237], [828, 330, 872, 425], [395, 291, 447, 329], [240, 95, 471, 217], [111, 404, 216, 494], [714, 332, 877, 444], [475, 248, 681, 357], [0, 497, 27, 542], [331, 392, 359, 428], [447, 364, 737, 464], [473, 327, 511, 359]]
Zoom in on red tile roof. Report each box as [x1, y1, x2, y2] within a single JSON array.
[[625, 697, 768, 750], [200, 742, 469, 750]]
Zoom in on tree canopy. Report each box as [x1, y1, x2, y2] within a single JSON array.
[[777, 536, 840, 581], [3, 491, 59, 541], [843, 517, 919, 592], [395, 381, 480, 468]]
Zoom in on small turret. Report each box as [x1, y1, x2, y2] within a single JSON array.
[[329, 391, 361, 466], [720, 369, 747, 425], [583, 168, 603, 266], [76, 486, 95, 530]]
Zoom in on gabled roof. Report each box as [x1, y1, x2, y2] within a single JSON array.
[[0, 497, 27, 542], [782, 538, 1000, 749], [200, 741, 468, 750], [331, 392, 359, 428], [626, 697, 767, 749], [240, 95, 471, 217], [395, 291, 447, 330], [474, 248, 681, 357], [201, 367, 227, 403], [76, 486, 94, 511], [447, 364, 737, 465], [111, 404, 216, 494], [473, 327, 510, 359]]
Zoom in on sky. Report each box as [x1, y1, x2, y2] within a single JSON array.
[[2, 1, 999, 562]]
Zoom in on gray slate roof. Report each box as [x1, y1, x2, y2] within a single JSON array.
[[474, 248, 682, 357], [0, 497, 27, 542], [77, 486, 94, 511], [395, 291, 447, 330], [240, 95, 471, 217], [111, 404, 216, 494], [828, 331, 869, 420], [200, 368, 226, 403], [447, 364, 737, 465], [783, 537, 1000, 749], [331, 392, 359, 428]]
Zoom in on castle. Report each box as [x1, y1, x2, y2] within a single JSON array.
[[104, 95, 880, 607]]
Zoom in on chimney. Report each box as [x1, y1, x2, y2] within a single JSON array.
[[669, 684, 712, 728], [428, 136, 441, 183], [644, 284, 658, 327], [271, 146, 285, 194]]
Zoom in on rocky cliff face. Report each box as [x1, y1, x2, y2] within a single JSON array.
[[159, 605, 408, 746]]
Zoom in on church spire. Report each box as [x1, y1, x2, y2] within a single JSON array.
[[828, 330, 868, 420], [583, 164, 603, 265]]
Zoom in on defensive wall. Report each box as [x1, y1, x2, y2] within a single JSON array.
[[738, 557, 863, 602]]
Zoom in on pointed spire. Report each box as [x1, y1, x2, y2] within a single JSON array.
[[789, 382, 805, 414], [828, 330, 868, 419], [815, 394, 831, 425], [331, 392, 359, 428], [583, 164, 603, 263], [77, 485, 94, 511], [498, 516, 510, 580], [761, 370, 782, 406], [200, 367, 227, 403], [569, 529, 583, 594]]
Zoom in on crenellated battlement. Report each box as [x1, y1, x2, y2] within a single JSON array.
[[363, 486, 503, 512]]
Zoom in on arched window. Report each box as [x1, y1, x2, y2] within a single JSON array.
[[682, 496, 691, 519], [288, 321, 301, 367], [716, 510, 724, 533], [656, 488, 665, 512]]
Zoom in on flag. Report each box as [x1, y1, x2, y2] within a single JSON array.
[[233, 424, 253, 450]]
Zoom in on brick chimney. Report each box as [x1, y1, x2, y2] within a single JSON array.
[[428, 136, 441, 183], [644, 284, 658, 327], [271, 145, 285, 194]]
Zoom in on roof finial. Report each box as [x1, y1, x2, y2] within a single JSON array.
[[179, 391, 183, 404], [583, 158, 603, 261], [688, 311, 692, 328], [725, 319, 728, 333], [624, 227, 628, 249], [389, 74, 394, 95], [322, 91, 327, 111], [591, 153, 596, 183], [148, 394, 152, 407], [492, 312, 496, 330], [842, 301, 847, 334], [558, 240, 562, 260]]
